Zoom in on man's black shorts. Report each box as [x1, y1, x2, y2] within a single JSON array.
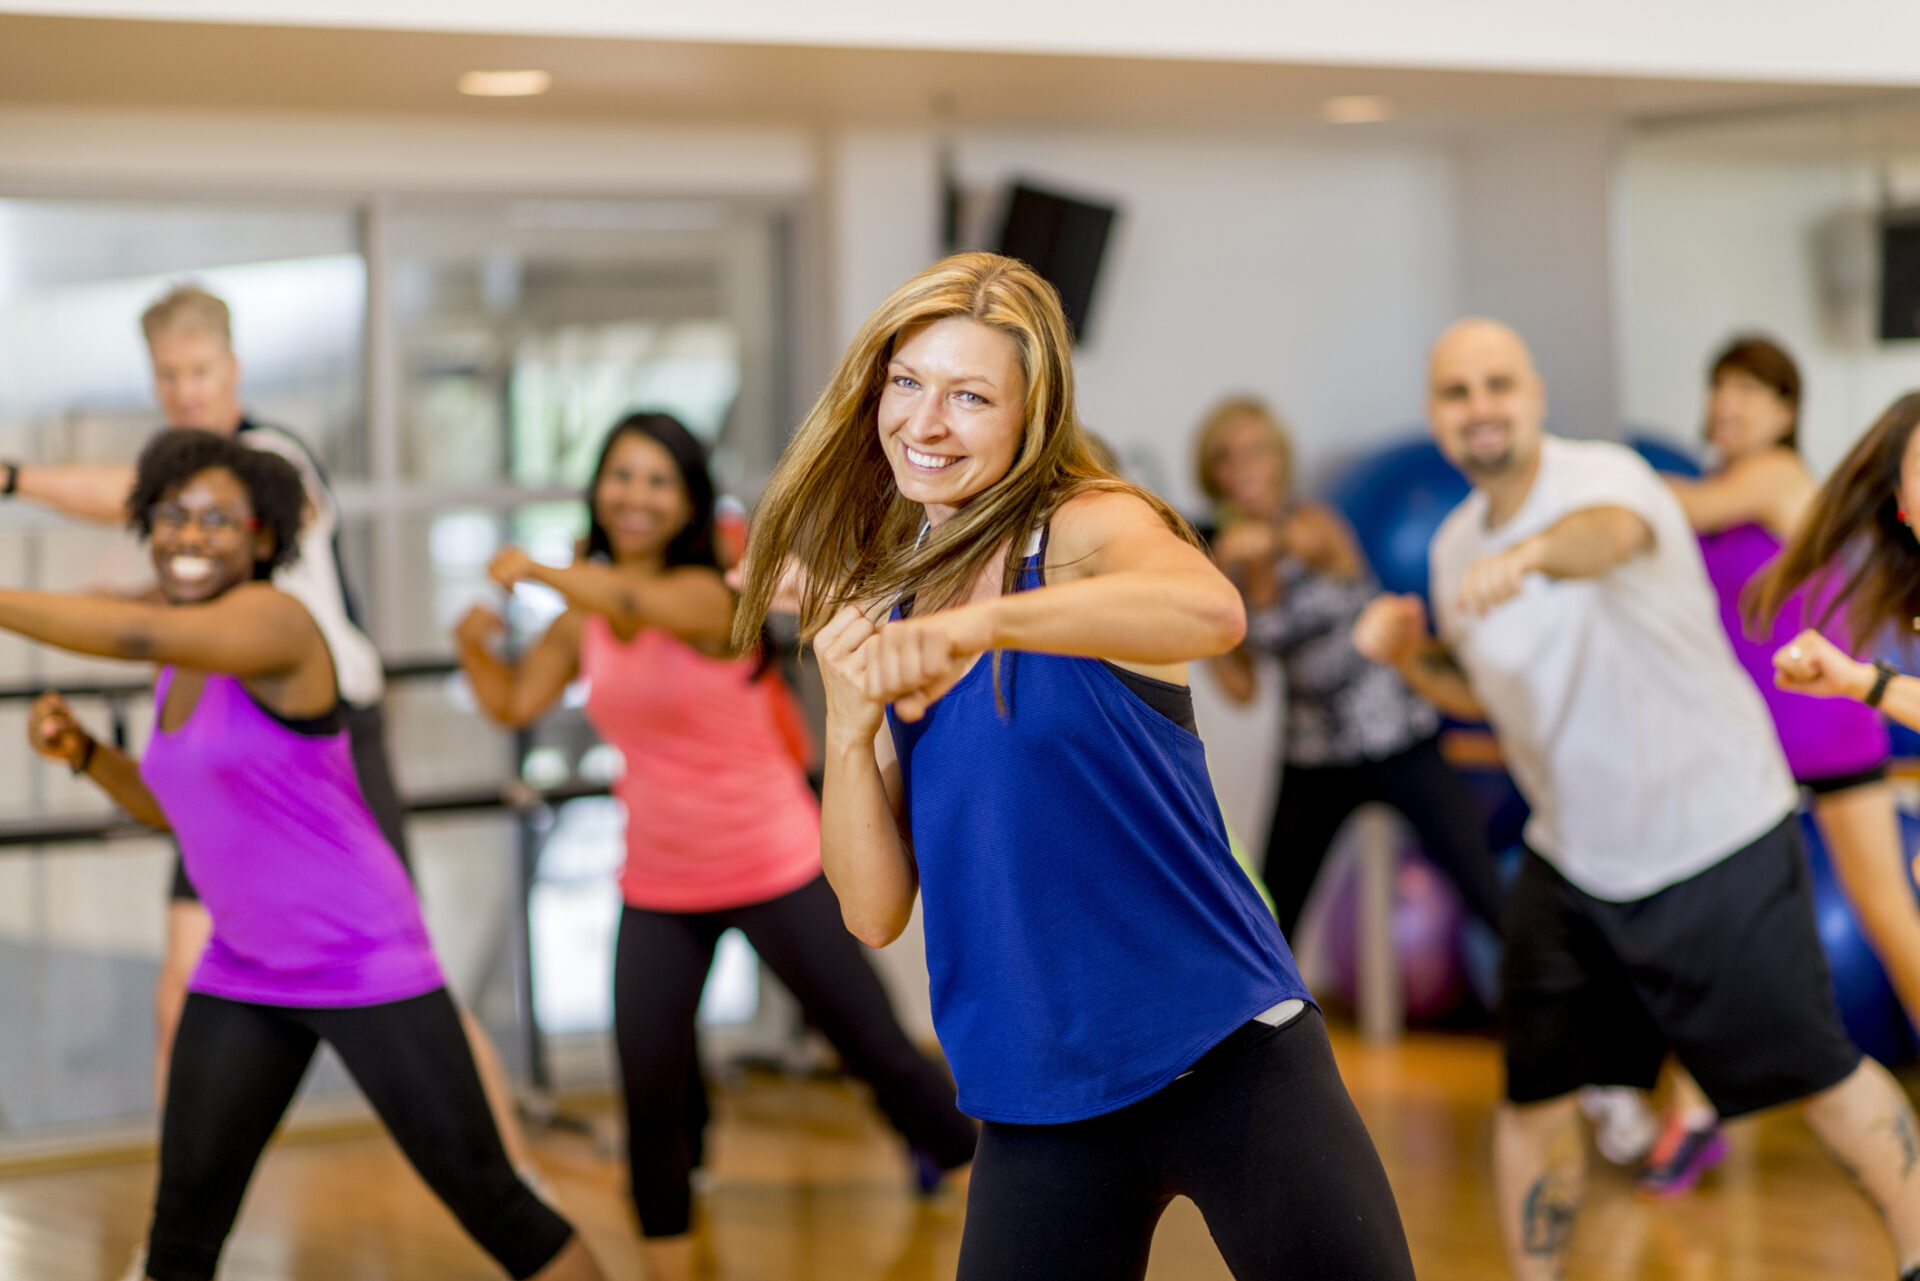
[[1502, 814, 1860, 1119]]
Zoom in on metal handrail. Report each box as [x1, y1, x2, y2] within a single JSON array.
[[0, 655, 459, 705]]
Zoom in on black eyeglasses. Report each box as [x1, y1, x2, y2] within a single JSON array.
[[148, 504, 258, 536]]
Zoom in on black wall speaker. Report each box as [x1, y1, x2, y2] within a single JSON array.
[[1879, 211, 1920, 340], [996, 182, 1118, 343]]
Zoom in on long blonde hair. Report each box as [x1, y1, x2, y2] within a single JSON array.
[[733, 252, 1195, 649]]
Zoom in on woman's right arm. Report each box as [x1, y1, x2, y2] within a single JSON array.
[[28, 692, 170, 829], [815, 605, 919, 948], [454, 605, 583, 728]]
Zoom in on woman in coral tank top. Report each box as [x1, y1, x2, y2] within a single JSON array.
[[455, 412, 975, 1281]]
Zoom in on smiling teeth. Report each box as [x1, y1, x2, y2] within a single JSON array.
[[168, 556, 214, 581], [906, 446, 956, 469]]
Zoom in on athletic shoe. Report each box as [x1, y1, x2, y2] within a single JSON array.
[[1638, 1117, 1728, 1197], [1579, 1086, 1660, 1165]]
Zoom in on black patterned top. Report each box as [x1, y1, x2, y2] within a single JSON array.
[[1245, 561, 1439, 767]]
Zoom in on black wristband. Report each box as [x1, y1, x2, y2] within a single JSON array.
[[1865, 659, 1900, 709], [71, 735, 96, 777], [2, 462, 19, 496]]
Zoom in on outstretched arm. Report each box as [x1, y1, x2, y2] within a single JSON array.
[[1351, 593, 1485, 721], [856, 490, 1246, 721], [1664, 450, 1812, 540], [489, 547, 734, 646], [28, 691, 170, 828], [1455, 505, 1654, 617], [454, 604, 583, 728], [10, 462, 138, 524], [0, 582, 312, 676]]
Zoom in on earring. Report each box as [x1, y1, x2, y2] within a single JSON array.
[[1902, 508, 1911, 524]]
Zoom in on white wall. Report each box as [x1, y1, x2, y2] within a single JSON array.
[[1460, 123, 1621, 438], [1617, 117, 1920, 477], [832, 126, 1465, 512]]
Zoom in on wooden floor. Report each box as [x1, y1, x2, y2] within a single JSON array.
[[0, 1025, 1900, 1280]]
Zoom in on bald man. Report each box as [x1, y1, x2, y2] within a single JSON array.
[[1353, 320, 1920, 1281]]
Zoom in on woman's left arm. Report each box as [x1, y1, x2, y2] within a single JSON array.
[[0, 583, 312, 674], [1665, 451, 1813, 538], [491, 547, 734, 645], [986, 491, 1246, 661], [865, 491, 1246, 719]]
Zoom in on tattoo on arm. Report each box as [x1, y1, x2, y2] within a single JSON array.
[[1416, 646, 1465, 679]]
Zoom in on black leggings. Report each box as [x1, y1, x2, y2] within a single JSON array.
[[614, 875, 977, 1237], [957, 1006, 1414, 1281], [147, 989, 572, 1281], [1263, 734, 1505, 936]]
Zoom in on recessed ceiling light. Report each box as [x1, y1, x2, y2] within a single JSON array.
[[458, 70, 552, 98], [1323, 95, 1394, 124]]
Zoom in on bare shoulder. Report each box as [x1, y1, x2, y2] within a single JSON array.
[[1046, 486, 1207, 585]]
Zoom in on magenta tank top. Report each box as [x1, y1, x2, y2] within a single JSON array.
[[1698, 523, 1889, 783], [140, 669, 443, 1007]]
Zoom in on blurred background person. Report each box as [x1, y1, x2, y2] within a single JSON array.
[[1194, 396, 1505, 939]]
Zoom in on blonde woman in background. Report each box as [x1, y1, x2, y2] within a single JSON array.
[[1197, 399, 1505, 938]]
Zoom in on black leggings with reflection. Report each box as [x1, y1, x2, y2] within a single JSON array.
[[146, 988, 572, 1281], [956, 1006, 1415, 1281], [614, 874, 977, 1237]]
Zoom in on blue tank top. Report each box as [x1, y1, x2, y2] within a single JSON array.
[[886, 546, 1309, 1124]]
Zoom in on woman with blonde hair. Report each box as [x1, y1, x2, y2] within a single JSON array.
[[1195, 399, 1504, 939], [735, 252, 1413, 1280]]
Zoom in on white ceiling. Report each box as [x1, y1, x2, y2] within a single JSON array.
[[0, 13, 1910, 134]]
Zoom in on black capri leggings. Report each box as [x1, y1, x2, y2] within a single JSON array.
[[615, 874, 978, 1237], [146, 988, 572, 1281], [957, 1006, 1415, 1281], [1263, 734, 1505, 936]]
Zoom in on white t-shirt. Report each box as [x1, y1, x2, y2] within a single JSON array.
[[238, 423, 386, 708], [1429, 436, 1796, 901]]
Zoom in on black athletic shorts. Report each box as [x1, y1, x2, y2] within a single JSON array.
[[169, 701, 412, 903], [1502, 814, 1861, 1119]]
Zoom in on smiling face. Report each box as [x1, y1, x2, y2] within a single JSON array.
[[1707, 367, 1796, 463], [592, 431, 693, 564], [1426, 321, 1546, 485], [148, 326, 244, 435], [876, 316, 1029, 527], [147, 466, 272, 604]]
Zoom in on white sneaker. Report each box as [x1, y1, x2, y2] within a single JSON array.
[[1579, 1085, 1659, 1165]]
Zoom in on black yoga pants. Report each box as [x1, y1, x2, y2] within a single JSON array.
[[614, 874, 978, 1237], [1263, 734, 1506, 936], [957, 1006, 1415, 1281], [145, 988, 572, 1281]]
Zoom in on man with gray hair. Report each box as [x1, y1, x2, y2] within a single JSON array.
[[1353, 318, 1920, 1281]]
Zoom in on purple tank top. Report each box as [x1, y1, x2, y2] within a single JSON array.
[[1698, 523, 1889, 783], [140, 669, 443, 1007]]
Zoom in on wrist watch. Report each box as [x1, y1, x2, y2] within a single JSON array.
[[1865, 659, 1900, 709]]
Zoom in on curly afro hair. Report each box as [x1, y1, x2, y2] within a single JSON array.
[[126, 429, 307, 578]]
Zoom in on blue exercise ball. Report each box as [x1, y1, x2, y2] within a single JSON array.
[[1799, 809, 1919, 1066], [1325, 437, 1470, 600], [1627, 433, 1704, 479]]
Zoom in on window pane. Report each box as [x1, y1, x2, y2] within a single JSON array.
[[0, 198, 367, 477], [388, 199, 783, 491]]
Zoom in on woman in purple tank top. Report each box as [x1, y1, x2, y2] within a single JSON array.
[[10, 431, 605, 1281], [1647, 337, 1920, 1194]]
